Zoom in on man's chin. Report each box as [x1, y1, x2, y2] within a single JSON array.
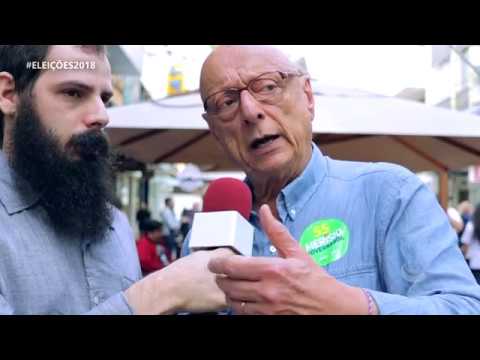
[[63, 150, 81, 161], [247, 153, 292, 175]]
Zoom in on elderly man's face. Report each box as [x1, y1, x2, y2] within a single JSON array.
[[201, 46, 315, 177]]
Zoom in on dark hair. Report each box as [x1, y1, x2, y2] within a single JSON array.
[[0, 45, 106, 147], [473, 204, 480, 241], [140, 219, 163, 233]]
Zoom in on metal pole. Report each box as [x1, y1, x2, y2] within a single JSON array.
[[448, 45, 480, 79]]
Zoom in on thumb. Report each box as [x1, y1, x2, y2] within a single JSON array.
[[259, 204, 310, 260]]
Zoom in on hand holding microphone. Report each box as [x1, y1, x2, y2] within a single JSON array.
[[125, 178, 254, 314], [125, 247, 233, 315]]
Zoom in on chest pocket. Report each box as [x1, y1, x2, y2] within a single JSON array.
[[83, 229, 138, 301], [96, 273, 135, 294]]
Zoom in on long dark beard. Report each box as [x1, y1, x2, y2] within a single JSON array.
[[10, 95, 115, 241]]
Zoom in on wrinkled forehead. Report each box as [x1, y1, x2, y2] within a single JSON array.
[[200, 46, 296, 100]]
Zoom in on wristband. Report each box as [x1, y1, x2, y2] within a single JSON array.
[[361, 288, 375, 315]]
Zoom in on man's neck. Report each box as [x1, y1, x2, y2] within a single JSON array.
[[249, 147, 312, 219]]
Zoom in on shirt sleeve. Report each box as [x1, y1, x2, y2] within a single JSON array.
[[0, 290, 135, 315], [369, 168, 480, 315]]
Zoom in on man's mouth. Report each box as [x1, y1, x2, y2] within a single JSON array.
[[64, 131, 110, 161], [250, 134, 281, 150]]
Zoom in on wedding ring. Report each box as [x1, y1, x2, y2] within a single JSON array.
[[240, 301, 246, 314]]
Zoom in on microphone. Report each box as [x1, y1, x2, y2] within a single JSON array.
[[188, 178, 254, 256]]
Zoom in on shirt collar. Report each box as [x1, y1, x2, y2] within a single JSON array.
[[246, 143, 327, 222], [280, 144, 327, 221], [0, 151, 41, 215]]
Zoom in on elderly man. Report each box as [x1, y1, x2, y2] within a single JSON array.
[[182, 45, 480, 315], [0, 45, 231, 314]]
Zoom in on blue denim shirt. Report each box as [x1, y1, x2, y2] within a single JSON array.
[[183, 144, 480, 314], [0, 151, 142, 314]]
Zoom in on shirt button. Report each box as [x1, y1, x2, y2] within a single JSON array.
[[290, 209, 296, 216], [269, 245, 277, 253], [93, 296, 99, 305]]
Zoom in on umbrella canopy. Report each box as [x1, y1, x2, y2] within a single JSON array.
[[106, 89, 480, 173]]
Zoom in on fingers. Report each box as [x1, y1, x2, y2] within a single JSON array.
[[229, 299, 269, 315], [208, 255, 283, 280], [259, 204, 310, 260], [229, 299, 252, 315], [215, 276, 262, 303], [209, 247, 236, 258], [186, 247, 235, 268]]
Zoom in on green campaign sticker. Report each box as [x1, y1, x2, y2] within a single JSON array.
[[300, 219, 349, 266]]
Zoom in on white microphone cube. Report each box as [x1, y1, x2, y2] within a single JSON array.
[[189, 211, 254, 256]]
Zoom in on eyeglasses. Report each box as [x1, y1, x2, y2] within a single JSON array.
[[203, 71, 305, 121]]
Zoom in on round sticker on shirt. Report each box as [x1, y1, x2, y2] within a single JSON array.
[[300, 219, 349, 266]]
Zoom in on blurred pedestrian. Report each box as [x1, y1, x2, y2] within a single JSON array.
[[137, 219, 172, 276], [447, 206, 464, 246], [461, 204, 480, 284], [180, 202, 201, 240], [136, 201, 151, 234], [458, 200, 474, 238], [161, 197, 180, 260]]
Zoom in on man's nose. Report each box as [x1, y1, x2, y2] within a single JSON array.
[[83, 97, 109, 129], [238, 90, 266, 124]]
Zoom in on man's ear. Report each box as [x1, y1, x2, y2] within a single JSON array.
[[303, 77, 315, 122], [0, 72, 19, 118]]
